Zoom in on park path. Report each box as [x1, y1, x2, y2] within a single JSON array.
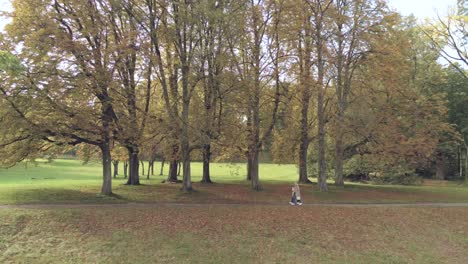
[[1, 202, 468, 209]]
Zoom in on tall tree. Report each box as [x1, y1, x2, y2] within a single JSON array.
[[331, 0, 389, 186], [2, 0, 130, 195], [196, 0, 228, 184], [226, 0, 281, 190], [131, 0, 204, 191], [308, 0, 333, 191]]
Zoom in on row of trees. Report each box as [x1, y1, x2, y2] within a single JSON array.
[[0, 0, 466, 195]]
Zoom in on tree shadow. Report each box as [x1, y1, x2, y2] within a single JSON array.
[[8, 188, 129, 204]]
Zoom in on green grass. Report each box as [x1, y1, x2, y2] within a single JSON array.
[[0, 159, 298, 184], [0, 159, 468, 205]]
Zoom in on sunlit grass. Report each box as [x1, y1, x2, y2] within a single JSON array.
[[0, 159, 467, 205]]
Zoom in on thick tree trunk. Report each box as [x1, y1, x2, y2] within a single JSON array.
[[201, 144, 213, 183], [100, 98, 113, 195], [246, 157, 252, 181], [100, 143, 112, 195], [334, 135, 345, 187], [167, 160, 178, 182], [298, 32, 312, 185], [160, 158, 165, 176], [298, 138, 311, 183], [124, 161, 128, 178], [435, 152, 445, 180], [317, 88, 328, 191], [315, 4, 329, 192], [126, 147, 140, 185], [113, 160, 119, 178], [298, 104, 311, 183], [180, 142, 192, 192], [249, 149, 261, 191]]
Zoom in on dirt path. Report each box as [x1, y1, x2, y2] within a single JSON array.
[[1, 202, 468, 209]]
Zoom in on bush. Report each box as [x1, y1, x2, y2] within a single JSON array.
[[370, 166, 423, 185], [343, 156, 423, 185]]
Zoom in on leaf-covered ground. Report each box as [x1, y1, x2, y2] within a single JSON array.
[[1, 205, 468, 263]]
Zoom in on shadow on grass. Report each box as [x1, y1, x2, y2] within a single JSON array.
[[4, 188, 128, 205], [4, 181, 468, 205]]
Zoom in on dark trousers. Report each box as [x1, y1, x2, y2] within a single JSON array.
[[291, 193, 302, 204], [291, 193, 297, 203]]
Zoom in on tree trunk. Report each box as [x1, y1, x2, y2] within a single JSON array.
[[100, 98, 113, 195], [316, 42, 328, 190], [180, 142, 192, 192], [113, 160, 119, 178], [126, 147, 140, 185], [141, 160, 145, 176], [246, 157, 252, 181], [435, 152, 445, 180], [147, 161, 152, 179], [464, 143, 467, 185], [151, 159, 155, 175], [167, 160, 178, 182], [249, 149, 261, 191], [315, 26, 328, 191], [334, 134, 345, 187], [201, 143, 213, 183], [317, 85, 328, 191], [100, 143, 112, 195], [124, 161, 128, 178], [177, 161, 181, 176], [317, 77, 328, 191], [298, 29, 312, 184], [298, 102, 311, 183], [160, 158, 165, 176], [333, 4, 346, 188]]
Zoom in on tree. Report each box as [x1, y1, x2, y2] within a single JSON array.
[[195, 0, 230, 184], [424, 9, 467, 79], [225, 0, 282, 190], [308, 0, 333, 191], [433, 67, 468, 182], [3, 0, 157, 194], [336, 16, 456, 183], [331, 0, 391, 186]]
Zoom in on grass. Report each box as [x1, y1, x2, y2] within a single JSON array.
[[1, 206, 468, 263], [1, 159, 468, 263], [0, 159, 468, 205]]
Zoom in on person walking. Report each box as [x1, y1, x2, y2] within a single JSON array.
[[290, 183, 303, 205]]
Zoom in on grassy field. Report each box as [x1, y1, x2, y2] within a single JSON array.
[[1, 206, 468, 263], [1, 159, 468, 263], [0, 159, 468, 205]]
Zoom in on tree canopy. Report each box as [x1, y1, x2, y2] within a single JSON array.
[[0, 0, 465, 195]]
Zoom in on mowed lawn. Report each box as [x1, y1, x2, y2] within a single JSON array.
[[0, 159, 468, 204], [1, 160, 468, 263]]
